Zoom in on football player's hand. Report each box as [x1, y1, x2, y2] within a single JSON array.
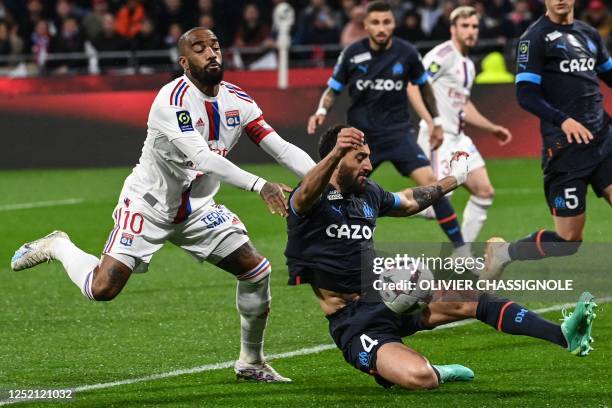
[[307, 113, 326, 135], [449, 151, 469, 185], [260, 182, 292, 217], [332, 127, 365, 156], [429, 124, 444, 150], [561, 118, 593, 145], [492, 125, 512, 146]]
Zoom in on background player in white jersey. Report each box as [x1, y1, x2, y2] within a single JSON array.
[[11, 28, 315, 382], [408, 6, 512, 256]]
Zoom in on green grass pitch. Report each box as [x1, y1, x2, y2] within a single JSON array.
[[0, 159, 610, 407]]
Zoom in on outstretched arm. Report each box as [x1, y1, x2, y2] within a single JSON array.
[[387, 152, 469, 217], [291, 127, 364, 214], [172, 134, 290, 216], [259, 132, 316, 177], [464, 101, 512, 145], [307, 87, 339, 135]]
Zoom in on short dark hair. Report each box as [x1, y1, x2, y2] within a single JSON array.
[[318, 124, 348, 160], [366, 0, 392, 15]]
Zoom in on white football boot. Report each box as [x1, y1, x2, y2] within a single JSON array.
[[11, 230, 69, 271], [234, 360, 292, 383], [480, 237, 510, 281]]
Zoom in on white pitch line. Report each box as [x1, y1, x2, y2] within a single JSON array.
[[0, 199, 84, 211], [0, 297, 609, 406]]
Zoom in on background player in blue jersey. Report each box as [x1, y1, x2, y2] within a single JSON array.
[[285, 124, 597, 390], [483, 0, 612, 279], [307, 1, 473, 262]]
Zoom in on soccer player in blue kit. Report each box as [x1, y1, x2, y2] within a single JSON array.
[[483, 0, 612, 279], [307, 1, 473, 261], [285, 125, 597, 390]]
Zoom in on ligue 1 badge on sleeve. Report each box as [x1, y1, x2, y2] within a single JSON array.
[[428, 61, 441, 75], [176, 110, 194, 132], [518, 40, 530, 63]]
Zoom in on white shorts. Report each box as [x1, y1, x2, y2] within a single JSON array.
[[417, 127, 486, 180], [102, 196, 249, 271]]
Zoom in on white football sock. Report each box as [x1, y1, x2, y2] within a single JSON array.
[[236, 260, 272, 364], [52, 238, 99, 299], [461, 195, 493, 243]]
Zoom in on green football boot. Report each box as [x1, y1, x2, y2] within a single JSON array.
[[561, 291, 597, 357], [433, 364, 475, 384]]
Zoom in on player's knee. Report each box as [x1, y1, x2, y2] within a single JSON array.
[[236, 257, 272, 284], [90, 280, 121, 301], [476, 185, 495, 200], [396, 366, 439, 390], [90, 267, 127, 301], [419, 173, 438, 185], [236, 262, 271, 318]]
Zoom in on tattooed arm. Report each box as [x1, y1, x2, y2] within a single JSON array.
[[387, 152, 469, 217]]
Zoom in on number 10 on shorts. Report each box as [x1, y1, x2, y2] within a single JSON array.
[[118, 210, 144, 234]]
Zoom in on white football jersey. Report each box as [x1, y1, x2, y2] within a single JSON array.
[[420, 40, 476, 136], [121, 75, 274, 222]]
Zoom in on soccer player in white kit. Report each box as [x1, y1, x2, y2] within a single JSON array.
[[408, 6, 512, 254], [10, 28, 316, 382]]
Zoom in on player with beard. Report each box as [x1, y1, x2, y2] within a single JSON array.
[[284, 125, 597, 389], [307, 0, 475, 263], [408, 6, 512, 258], [11, 28, 316, 382]]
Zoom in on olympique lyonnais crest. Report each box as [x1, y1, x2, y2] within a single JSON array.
[[120, 232, 134, 247], [225, 110, 241, 127]]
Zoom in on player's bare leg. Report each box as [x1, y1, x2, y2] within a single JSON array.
[[376, 342, 473, 389], [11, 231, 133, 300], [216, 239, 291, 383], [89, 256, 133, 300], [553, 213, 585, 241], [462, 166, 494, 244], [410, 166, 469, 256], [422, 290, 480, 326]]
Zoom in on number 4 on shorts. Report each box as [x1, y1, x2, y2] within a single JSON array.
[[360, 334, 379, 352]]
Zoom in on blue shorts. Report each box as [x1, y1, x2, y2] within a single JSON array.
[[367, 129, 430, 177], [326, 300, 432, 388]]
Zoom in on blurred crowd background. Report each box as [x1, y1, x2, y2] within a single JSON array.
[[0, 0, 610, 76]]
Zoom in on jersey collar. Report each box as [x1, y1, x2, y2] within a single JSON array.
[[182, 74, 220, 102]]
